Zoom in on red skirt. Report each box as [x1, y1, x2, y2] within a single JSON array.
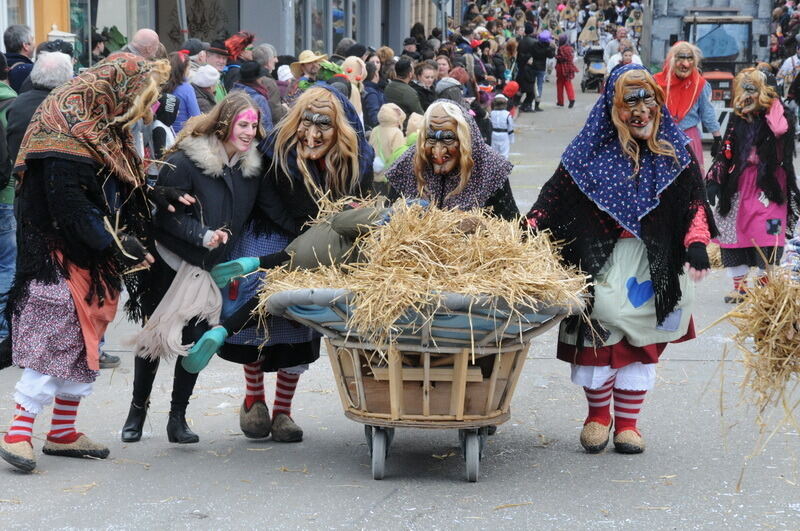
[[556, 318, 696, 369]]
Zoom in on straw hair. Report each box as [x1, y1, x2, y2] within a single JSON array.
[[271, 86, 361, 199], [257, 201, 588, 347], [732, 68, 777, 120], [113, 59, 170, 129], [610, 69, 679, 176], [413, 101, 473, 199]]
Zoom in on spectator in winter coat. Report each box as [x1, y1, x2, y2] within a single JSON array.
[[165, 51, 202, 133], [4, 24, 35, 92], [411, 61, 438, 112], [362, 62, 385, 131], [383, 58, 423, 129], [529, 30, 556, 111], [192, 65, 220, 114], [252, 43, 287, 124], [232, 61, 274, 132], [6, 52, 73, 165]]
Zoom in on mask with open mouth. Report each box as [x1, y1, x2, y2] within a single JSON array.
[[616, 84, 659, 140], [296, 102, 336, 160], [424, 107, 460, 175], [732, 68, 774, 118]]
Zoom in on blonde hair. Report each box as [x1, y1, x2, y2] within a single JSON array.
[[610, 69, 678, 175], [113, 59, 170, 129], [271, 86, 361, 199], [413, 101, 473, 199], [168, 91, 265, 154], [732, 67, 777, 119]]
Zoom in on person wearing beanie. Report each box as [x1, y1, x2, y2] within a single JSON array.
[[345, 43, 367, 60], [435, 76, 466, 106], [275, 64, 297, 102], [191, 64, 220, 113], [489, 94, 514, 159]]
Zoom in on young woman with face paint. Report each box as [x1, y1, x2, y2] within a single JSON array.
[[706, 68, 800, 303], [526, 64, 715, 455], [121, 92, 275, 445], [178, 85, 375, 444]]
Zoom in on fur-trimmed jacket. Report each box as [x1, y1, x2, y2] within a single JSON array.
[[153, 134, 266, 270]]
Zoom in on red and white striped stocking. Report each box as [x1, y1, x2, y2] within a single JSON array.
[[47, 395, 81, 443], [273, 370, 300, 419], [243, 362, 265, 409], [4, 404, 36, 444], [613, 388, 647, 435], [583, 375, 616, 426]]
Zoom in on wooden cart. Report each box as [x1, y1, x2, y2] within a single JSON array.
[[266, 289, 579, 481]]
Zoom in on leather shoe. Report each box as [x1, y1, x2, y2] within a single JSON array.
[[167, 410, 199, 444], [121, 402, 148, 442]]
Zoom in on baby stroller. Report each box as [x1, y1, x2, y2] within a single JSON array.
[[581, 46, 606, 93]]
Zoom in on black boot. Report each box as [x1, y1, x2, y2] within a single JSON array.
[[166, 408, 199, 443], [569, 100, 575, 108], [122, 356, 160, 442], [121, 402, 149, 442], [534, 101, 542, 112]]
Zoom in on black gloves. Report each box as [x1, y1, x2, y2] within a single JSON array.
[[686, 242, 710, 271], [259, 250, 291, 270], [710, 137, 722, 158], [706, 180, 720, 207], [148, 185, 189, 213], [117, 234, 149, 268]]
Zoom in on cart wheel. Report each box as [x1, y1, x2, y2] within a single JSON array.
[[372, 428, 387, 480], [464, 432, 480, 482], [385, 427, 395, 456], [364, 425, 373, 454]]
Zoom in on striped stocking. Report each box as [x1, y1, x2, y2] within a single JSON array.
[[4, 404, 36, 444], [613, 388, 647, 435], [273, 370, 300, 418], [47, 395, 81, 443], [243, 362, 265, 409], [583, 375, 616, 426]]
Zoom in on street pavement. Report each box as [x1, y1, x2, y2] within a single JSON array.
[[1, 76, 798, 530]]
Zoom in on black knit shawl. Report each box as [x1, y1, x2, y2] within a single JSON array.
[[527, 157, 717, 325], [709, 106, 800, 232]]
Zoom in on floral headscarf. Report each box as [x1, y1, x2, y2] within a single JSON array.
[[15, 53, 161, 186]]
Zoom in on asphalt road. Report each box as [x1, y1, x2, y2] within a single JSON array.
[[0, 77, 798, 530]]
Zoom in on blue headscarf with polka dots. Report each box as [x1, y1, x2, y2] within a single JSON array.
[[561, 63, 693, 239]]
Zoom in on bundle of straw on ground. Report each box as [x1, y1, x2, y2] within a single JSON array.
[[256, 201, 588, 347], [721, 267, 800, 419]]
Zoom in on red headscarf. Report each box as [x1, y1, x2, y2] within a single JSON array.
[[653, 43, 706, 124]]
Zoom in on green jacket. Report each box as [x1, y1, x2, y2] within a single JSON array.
[[383, 80, 423, 129], [0, 81, 18, 205]]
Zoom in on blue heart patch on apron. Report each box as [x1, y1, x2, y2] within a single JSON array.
[[625, 277, 654, 308]]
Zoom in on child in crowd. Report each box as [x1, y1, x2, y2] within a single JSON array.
[[490, 94, 514, 159]]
